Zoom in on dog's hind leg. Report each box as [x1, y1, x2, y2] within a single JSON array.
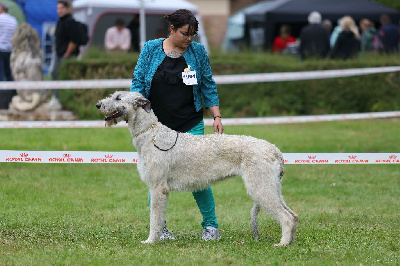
[[142, 185, 169, 244], [255, 192, 297, 246], [244, 175, 297, 246], [278, 196, 298, 245], [251, 204, 261, 241]]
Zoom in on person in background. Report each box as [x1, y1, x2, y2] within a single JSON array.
[[0, 3, 18, 109], [299, 11, 330, 60], [359, 18, 377, 52], [378, 14, 400, 53], [322, 19, 332, 35], [52, 0, 79, 80], [105, 18, 131, 52], [130, 9, 223, 241], [127, 15, 140, 52], [0, 3, 18, 82], [272, 24, 296, 53], [330, 17, 342, 48], [331, 16, 360, 60]]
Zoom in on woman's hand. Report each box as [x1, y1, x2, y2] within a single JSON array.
[[209, 106, 223, 134], [213, 116, 223, 134]]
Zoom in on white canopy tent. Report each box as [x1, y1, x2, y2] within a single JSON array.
[[72, 0, 208, 52]]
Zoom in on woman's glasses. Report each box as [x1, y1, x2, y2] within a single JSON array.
[[179, 31, 198, 39]]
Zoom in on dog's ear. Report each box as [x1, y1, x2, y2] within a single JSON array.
[[135, 96, 151, 113]]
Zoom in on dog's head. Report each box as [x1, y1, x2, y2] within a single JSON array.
[[96, 91, 151, 127]]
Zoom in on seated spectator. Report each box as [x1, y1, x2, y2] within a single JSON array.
[[299, 11, 330, 60], [359, 18, 377, 52], [378, 14, 399, 53], [273, 24, 296, 53], [331, 16, 360, 60], [104, 18, 131, 52]]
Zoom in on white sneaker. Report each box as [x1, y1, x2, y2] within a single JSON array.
[[202, 226, 221, 241], [160, 227, 175, 241]]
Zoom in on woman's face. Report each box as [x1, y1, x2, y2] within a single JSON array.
[[170, 24, 195, 49]]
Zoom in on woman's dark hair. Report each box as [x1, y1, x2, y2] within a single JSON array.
[[57, 0, 69, 8], [164, 9, 198, 35]]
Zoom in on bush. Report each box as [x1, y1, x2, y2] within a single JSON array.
[[58, 49, 400, 119]]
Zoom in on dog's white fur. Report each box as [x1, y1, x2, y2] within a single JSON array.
[[96, 91, 298, 246]]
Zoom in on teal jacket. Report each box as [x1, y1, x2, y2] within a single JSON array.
[[130, 38, 219, 111]]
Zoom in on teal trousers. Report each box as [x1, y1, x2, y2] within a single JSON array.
[[149, 120, 219, 229]]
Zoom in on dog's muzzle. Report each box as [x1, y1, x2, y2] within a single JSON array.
[[96, 102, 124, 121], [104, 110, 123, 121]]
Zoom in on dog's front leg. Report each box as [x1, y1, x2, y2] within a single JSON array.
[[141, 186, 169, 244]]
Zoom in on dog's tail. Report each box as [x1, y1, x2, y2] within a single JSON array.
[[251, 204, 261, 241], [274, 147, 285, 181]]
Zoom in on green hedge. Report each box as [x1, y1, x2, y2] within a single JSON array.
[[58, 50, 400, 119]]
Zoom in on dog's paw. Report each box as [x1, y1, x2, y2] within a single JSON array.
[[274, 242, 289, 247], [141, 238, 156, 244]]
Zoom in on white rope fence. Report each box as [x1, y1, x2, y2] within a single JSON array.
[[1, 66, 399, 90], [1, 111, 399, 128]]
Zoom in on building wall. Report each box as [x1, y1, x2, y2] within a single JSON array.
[[230, 0, 262, 14], [188, 0, 264, 49], [187, 0, 230, 49]]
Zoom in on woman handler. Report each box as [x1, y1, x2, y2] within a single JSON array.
[[130, 9, 223, 241]]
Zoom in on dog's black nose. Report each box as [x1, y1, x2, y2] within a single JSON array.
[[96, 103, 101, 109]]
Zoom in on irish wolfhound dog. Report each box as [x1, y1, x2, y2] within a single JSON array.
[[96, 91, 298, 246]]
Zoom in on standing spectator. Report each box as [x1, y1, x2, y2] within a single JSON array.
[[359, 18, 377, 52], [127, 15, 140, 52], [52, 0, 79, 80], [0, 3, 18, 109], [104, 18, 131, 52], [272, 24, 296, 53], [331, 16, 360, 60], [0, 3, 18, 82], [299, 11, 330, 60], [378, 14, 400, 53]]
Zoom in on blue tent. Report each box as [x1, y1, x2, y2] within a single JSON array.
[[13, 0, 58, 37], [12, 0, 59, 74]]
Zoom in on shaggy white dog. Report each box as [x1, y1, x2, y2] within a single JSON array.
[[96, 91, 298, 246]]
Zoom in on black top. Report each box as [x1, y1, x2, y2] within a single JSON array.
[[299, 24, 330, 60], [149, 53, 202, 132], [331, 31, 360, 60], [380, 23, 400, 53], [55, 14, 79, 57]]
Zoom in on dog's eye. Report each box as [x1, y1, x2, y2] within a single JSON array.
[[116, 95, 121, 101]]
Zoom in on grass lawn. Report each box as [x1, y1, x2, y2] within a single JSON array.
[[0, 118, 399, 265]]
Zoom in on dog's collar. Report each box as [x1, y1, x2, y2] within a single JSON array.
[[153, 131, 179, 152], [134, 123, 157, 138], [134, 122, 179, 152]]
